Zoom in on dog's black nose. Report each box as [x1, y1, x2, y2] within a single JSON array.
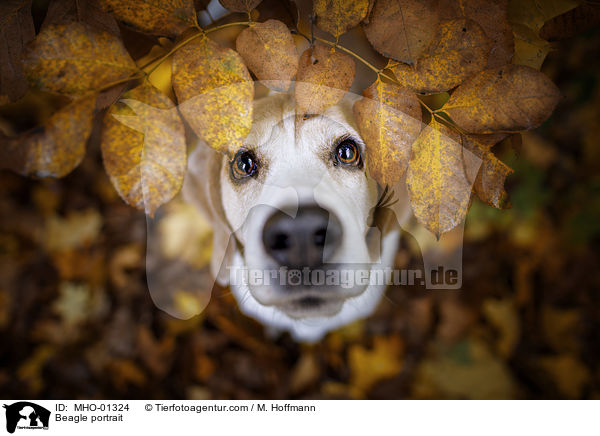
[[262, 205, 343, 268]]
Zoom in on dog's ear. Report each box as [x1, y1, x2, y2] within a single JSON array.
[[183, 142, 236, 285]]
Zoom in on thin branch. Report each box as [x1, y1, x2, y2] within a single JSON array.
[[141, 31, 205, 75], [301, 32, 437, 116], [204, 21, 251, 34]]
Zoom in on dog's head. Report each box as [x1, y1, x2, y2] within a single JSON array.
[[184, 93, 405, 341]]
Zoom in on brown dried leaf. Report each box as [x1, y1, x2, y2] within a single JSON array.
[[314, 0, 370, 39], [219, 0, 262, 13], [236, 20, 298, 92], [439, 0, 514, 68], [510, 23, 551, 70], [42, 0, 120, 36], [0, 95, 96, 177], [407, 119, 480, 236], [461, 134, 513, 208], [97, 0, 196, 37], [353, 80, 422, 186], [540, 4, 600, 41], [0, 0, 35, 101], [295, 44, 355, 116], [442, 65, 561, 134], [101, 83, 187, 216], [255, 0, 299, 29], [363, 0, 439, 65], [22, 22, 138, 96], [508, 0, 579, 70], [462, 132, 508, 151], [391, 18, 492, 94], [172, 35, 253, 153]]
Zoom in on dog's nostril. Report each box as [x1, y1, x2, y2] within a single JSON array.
[[313, 228, 327, 247], [262, 205, 343, 269], [270, 233, 289, 250]]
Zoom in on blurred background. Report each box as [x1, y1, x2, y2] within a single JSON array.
[[1, 2, 600, 400]]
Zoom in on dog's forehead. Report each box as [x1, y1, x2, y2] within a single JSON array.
[[244, 94, 362, 151]]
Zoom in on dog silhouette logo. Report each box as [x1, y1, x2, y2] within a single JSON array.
[[3, 402, 50, 434]]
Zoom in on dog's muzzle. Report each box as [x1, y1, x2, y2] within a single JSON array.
[[262, 204, 343, 269]]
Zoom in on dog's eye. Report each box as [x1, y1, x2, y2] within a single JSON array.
[[231, 150, 259, 180], [334, 140, 362, 167]]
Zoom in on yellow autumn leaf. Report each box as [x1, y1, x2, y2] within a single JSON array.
[[97, 0, 197, 37], [353, 79, 422, 186], [101, 83, 186, 216], [439, 0, 514, 68], [363, 0, 439, 65], [391, 19, 492, 95], [510, 23, 551, 70], [441, 64, 561, 134], [22, 22, 138, 96], [461, 134, 514, 209], [0, 95, 96, 177], [235, 19, 298, 92], [295, 44, 355, 116], [507, 0, 580, 69], [407, 119, 481, 237], [314, 0, 370, 39], [172, 35, 254, 153]]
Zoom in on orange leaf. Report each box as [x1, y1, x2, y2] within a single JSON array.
[[442, 65, 561, 134], [363, 0, 439, 65], [101, 83, 186, 216], [314, 0, 370, 39], [406, 119, 481, 237], [22, 22, 138, 96], [295, 44, 355, 116], [172, 35, 254, 153], [439, 0, 514, 68], [353, 80, 422, 186], [0, 95, 96, 177], [236, 20, 298, 92], [391, 19, 492, 95], [97, 0, 196, 37]]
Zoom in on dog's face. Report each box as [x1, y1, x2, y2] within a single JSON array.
[[184, 93, 401, 342]]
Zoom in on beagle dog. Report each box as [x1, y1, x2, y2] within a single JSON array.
[[183, 92, 408, 342]]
